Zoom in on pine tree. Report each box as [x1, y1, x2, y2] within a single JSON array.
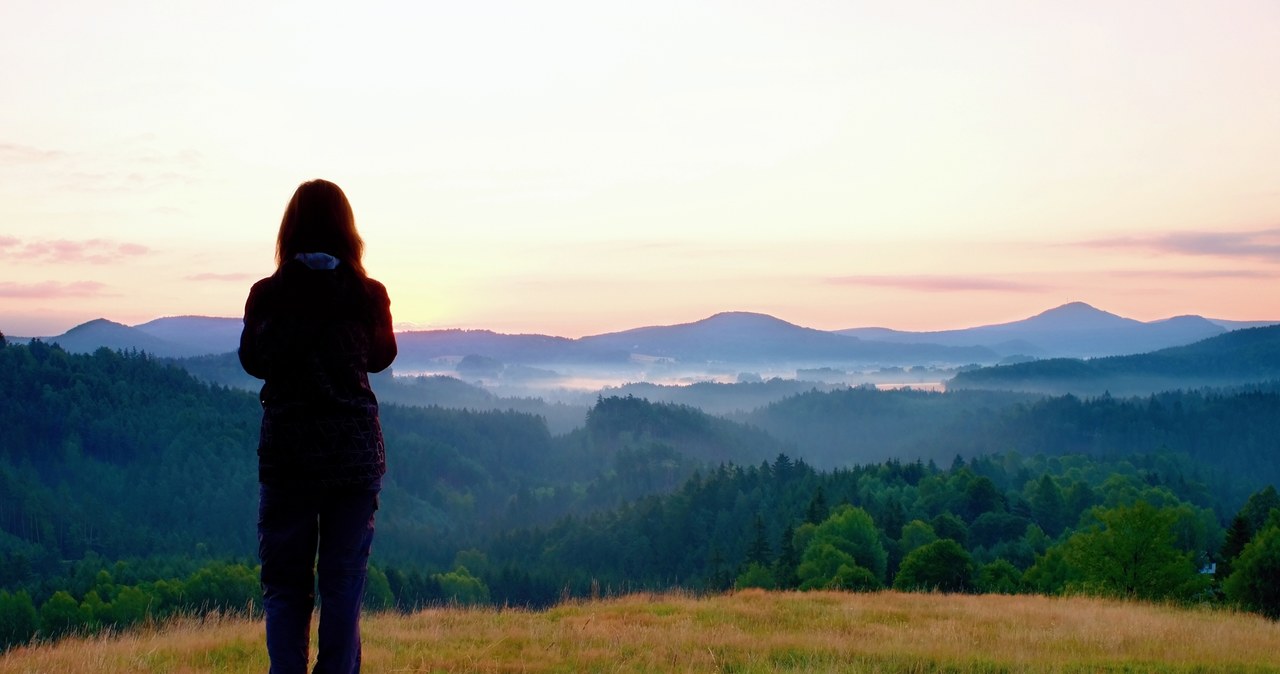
[[1030, 475, 1067, 537], [1218, 513, 1253, 582], [746, 514, 772, 566], [773, 524, 800, 589], [805, 487, 829, 524], [1225, 515, 1280, 619]]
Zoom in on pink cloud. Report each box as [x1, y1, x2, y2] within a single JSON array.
[[826, 275, 1045, 293], [1108, 269, 1275, 280], [1081, 228, 1280, 261], [0, 237, 150, 264], [0, 281, 108, 298]]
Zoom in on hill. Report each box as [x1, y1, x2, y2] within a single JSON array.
[[603, 378, 845, 415], [39, 319, 204, 358], [580, 311, 996, 365], [0, 340, 784, 571], [24, 303, 1276, 379], [735, 384, 1280, 499], [34, 311, 999, 373], [3, 591, 1277, 673], [132, 316, 242, 355], [840, 302, 1232, 358], [393, 328, 627, 371], [170, 351, 591, 434], [948, 324, 1280, 396]]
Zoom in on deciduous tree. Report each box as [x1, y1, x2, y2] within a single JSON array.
[[894, 540, 974, 593]]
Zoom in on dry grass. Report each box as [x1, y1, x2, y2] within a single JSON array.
[[3, 591, 1278, 673]]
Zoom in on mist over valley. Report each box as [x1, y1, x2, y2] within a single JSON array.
[[12, 302, 1277, 408]]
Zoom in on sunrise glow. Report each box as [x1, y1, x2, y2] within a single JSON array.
[[3, 1, 1278, 337]]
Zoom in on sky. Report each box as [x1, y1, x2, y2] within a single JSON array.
[[2, 0, 1278, 338]]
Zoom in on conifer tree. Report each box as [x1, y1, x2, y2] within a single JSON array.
[[805, 487, 829, 525], [773, 524, 800, 589], [1218, 513, 1253, 582], [746, 514, 772, 566], [1225, 512, 1280, 619]]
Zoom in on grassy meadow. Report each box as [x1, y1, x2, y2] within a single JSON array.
[[2, 590, 1277, 673]]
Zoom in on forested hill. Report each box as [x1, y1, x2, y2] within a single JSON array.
[[4, 339, 1280, 638], [5, 339, 1278, 572], [484, 450, 1238, 599], [738, 385, 1280, 503], [0, 341, 782, 572], [170, 351, 590, 434], [0, 339, 262, 559], [948, 324, 1280, 396]]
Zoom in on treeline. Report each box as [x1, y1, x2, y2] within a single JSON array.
[[739, 386, 1280, 506], [5, 453, 1277, 652], [0, 554, 548, 650], [0, 557, 258, 650], [478, 452, 1280, 618]]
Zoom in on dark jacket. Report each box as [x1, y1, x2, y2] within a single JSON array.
[[239, 257, 397, 488]]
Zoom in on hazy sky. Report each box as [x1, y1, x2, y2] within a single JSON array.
[[2, 1, 1278, 337]]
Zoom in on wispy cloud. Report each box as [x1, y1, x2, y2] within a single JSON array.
[[0, 139, 204, 194], [1081, 228, 1280, 262], [0, 142, 67, 162], [0, 237, 150, 264], [1108, 269, 1276, 280], [185, 272, 256, 282], [825, 274, 1045, 293], [0, 281, 108, 298]]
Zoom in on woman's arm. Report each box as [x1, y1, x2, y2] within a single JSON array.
[[238, 279, 273, 380], [367, 280, 397, 373]]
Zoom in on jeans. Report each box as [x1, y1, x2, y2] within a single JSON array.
[[258, 481, 380, 674]]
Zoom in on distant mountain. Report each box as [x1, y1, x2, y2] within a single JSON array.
[[134, 316, 241, 355], [393, 329, 630, 371], [840, 302, 1229, 358], [29, 316, 241, 358], [43, 318, 206, 358], [1209, 318, 1280, 331], [30, 304, 1274, 373], [390, 312, 996, 371], [578, 311, 996, 365], [948, 325, 1280, 396], [604, 379, 846, 416]]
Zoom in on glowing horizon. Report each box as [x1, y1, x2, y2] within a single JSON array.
[[3, 2, 1279, 339]]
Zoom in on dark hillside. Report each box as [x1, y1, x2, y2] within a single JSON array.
[[171, 352, 589, 434], [739, 385, 1280, 503], [0, 342, 790, 574], [949, 325, 1280, 396], [736, 387, 1036, 467]]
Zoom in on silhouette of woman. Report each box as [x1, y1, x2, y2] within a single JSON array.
[[239, 179, 396, 674]]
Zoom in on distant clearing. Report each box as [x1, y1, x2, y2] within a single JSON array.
[[4, 590, 1278, 673]]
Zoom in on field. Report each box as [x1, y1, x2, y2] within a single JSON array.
[[2, 590, 1278, 673]]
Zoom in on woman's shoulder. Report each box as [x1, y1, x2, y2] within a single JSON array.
[[360, 276, 391, 304], [246, 273, 281, 299]]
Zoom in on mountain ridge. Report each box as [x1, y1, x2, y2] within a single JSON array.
[[11, 302, 1276, 366], [948, 324, 1280, 396], [838, 302, 1250, 358]]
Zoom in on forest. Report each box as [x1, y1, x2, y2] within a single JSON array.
[[1, 337, 1279, 650], [948, 324, 1280, 396]]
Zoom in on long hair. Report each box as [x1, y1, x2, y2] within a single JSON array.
[[276, 179, 367, 278]]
